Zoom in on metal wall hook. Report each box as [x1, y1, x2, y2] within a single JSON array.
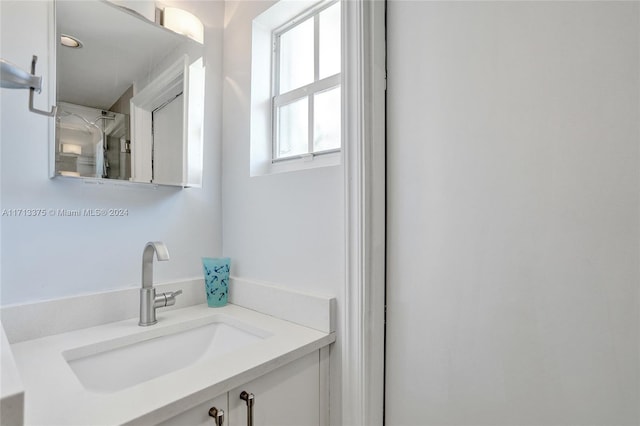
[[1, 55, 57, 117], [1, 57, 41, 90], [29, 55, 57, 117]]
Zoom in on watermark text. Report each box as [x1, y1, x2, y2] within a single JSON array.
[[1, 208, 129, 217]]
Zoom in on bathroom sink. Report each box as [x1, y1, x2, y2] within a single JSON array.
[[63, 317, 268, 393]]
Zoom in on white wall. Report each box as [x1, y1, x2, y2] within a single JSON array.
[[221, 2, 344, 424], [0, 0, 225, 305], [386, 2, 639, 425]]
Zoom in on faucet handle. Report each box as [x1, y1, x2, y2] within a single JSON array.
[[162, 289, 183, 307]]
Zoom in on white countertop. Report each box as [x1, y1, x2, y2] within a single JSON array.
[[10, 303, 335, 425], [1, 324, 24, 425]]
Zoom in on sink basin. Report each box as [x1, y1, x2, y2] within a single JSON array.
[[63, 316, 269, 393]]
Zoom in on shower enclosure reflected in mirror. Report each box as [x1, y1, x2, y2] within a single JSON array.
[[54, 0, 205, 187], [56, 102, 128, 179]]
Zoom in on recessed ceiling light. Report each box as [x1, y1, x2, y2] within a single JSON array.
[[60, 34, 82, 48]]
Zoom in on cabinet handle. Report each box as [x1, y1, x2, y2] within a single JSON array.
[[239, 391, 254, 426], [208, 406, 224, 426]]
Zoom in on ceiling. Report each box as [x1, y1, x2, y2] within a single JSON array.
[[56, 0, 199, 110]]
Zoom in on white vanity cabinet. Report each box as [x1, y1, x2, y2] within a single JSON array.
[[159, 394, 228, 426], [228, 350, 322, 426], [159, 350, 324, 426]]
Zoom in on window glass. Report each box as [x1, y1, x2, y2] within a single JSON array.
[[313, 86, 341, 152], [319, 2, 341, 79], [279, 17, 314, 93], [277, 97, 309, 157], [272, 1, 341, 161]]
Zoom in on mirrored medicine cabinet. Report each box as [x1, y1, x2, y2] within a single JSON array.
[[52, 0, 205, 188]]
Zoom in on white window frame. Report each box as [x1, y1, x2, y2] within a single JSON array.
[[250, 0, 342, 177], [271, 0, 341, 163]]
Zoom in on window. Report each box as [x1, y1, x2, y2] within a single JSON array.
[[250, 0, 341, 175], [271, 1, 341, 162]]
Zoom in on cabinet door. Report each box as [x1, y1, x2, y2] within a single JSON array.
[[158, 393, 228, 426], [228, 351, 320, 426]]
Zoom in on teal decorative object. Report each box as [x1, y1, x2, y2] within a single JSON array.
[[202, 257, 230, 307]]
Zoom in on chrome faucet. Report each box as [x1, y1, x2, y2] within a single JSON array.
[[139, 241, 182, 326]]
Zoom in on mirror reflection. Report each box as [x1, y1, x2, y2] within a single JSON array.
[[56, 102, 129, 179], [54, 0, 205, 187]]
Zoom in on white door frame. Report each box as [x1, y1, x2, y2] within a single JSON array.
[[342, 0, 386, 425]]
